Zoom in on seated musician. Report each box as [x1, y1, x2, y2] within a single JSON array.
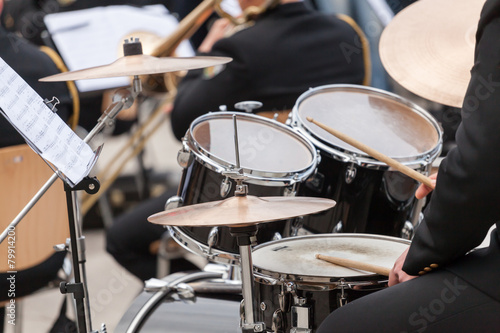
[[318, 0, 500, 331]]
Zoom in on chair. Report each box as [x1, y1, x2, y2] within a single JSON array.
[[0, 144, 71, 332]]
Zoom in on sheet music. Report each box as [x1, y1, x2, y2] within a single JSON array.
[[44, 5, 195, 92], [0, 57, 97, 186]]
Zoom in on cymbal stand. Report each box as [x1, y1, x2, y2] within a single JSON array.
[[227, 114, 265, 332], [230, 223, 264, 332]]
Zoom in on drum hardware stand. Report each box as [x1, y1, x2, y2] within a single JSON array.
[[226, 114, 265, 332], [230, 222, 265, 333], [126, 271, 224, 333], [60, 177, 100, 333]]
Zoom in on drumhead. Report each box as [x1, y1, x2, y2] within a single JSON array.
[[292, 85, 442, 167], [186, 112, 318, 184], [252, 234, 409, 279]]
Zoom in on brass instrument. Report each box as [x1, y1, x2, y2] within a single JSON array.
[[142, 0, 218, 93], [80, 0, 218, 216], [214, 0, 280, 25]]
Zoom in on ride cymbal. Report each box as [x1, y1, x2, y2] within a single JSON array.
[[39, 54, 232, 82], [148, 195, 336, 227], [379, 0, 485, 108]]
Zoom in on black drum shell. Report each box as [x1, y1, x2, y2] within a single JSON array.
[[255, 280, 386, 332], [299, 149, 420, 237], [176, 158, 291, 254]]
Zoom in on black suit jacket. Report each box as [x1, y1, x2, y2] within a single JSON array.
[[0, 27, 72, 148], [403, 0, 500, 275], [170, 2, 368, 140]]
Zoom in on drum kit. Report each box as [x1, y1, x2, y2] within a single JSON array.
[[37, 0, 483, 332]]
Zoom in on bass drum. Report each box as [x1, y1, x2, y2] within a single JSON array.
[[290, 84, 442, 239], [115, 271, 242, 333], [169, 112, 320, 264]]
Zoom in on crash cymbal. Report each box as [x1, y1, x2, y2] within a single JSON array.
[[39, 54, 232, 82], [148, 195, 336, 227], [379, 0, 485, 108]]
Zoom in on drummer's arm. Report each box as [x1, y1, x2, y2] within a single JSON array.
[[395, 10, 500, 282], [388, 174, 437, 286]]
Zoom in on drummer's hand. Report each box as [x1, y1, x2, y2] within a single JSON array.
[[198, 18, 234, 53], [415, 173, 438, 199], [388, 247, 418, 287]]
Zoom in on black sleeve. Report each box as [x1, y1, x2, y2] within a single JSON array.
[[403, 3, 500, 275]]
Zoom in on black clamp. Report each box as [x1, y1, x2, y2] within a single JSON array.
[[229, 225, 258, 246], [65, 176, 100, 194], [60, 281, 85, 299]]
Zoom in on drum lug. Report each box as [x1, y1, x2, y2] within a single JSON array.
[[207, 227, 219, 257], [174, 282, 195, 301], [337, 278, 348, 307], [345, 163, 357, 184], [279, 291, 291, 313], [165, 196, 183, 210], [333, 220, 343, 233], [284, 175, 299, 197], [177, 146, 193, 169], [284, 186, 296, 197], [290, 216, 304, 237], [220, 176, 232, 198], [272, 309, 285, 333], [291, 298, 312, 333], [400, 221, 414, 240]]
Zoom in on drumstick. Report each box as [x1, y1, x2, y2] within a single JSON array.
[[315, 254, 391, 276], [306, 117, 435, 189]]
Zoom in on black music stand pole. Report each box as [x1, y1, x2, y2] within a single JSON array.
[[60, 177, 100, 333]]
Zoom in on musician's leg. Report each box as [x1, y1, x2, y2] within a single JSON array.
[[317, 269, 500, 332]]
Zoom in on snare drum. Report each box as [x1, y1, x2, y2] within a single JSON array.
[[252, 234, 410, 332], [291, 84, 442, 238], [169, 112, 320, 264]]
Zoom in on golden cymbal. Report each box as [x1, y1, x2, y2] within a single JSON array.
[[148, 195, 336, 227], [379, 0, 485, 108], [39, 54, 232, 82]]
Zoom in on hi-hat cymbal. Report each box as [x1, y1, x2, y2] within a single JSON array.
[[148, 195, 336, 227], [379, 0, 485, 108], [39, 54, 232, 82]]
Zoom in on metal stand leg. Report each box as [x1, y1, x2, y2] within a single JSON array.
[[230, 225, 265, 333]]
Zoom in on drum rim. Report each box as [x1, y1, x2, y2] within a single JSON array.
[[183, 111, 320, 186], [252, 233, 410, 284], [169, 226, 241, 265], [291, 84, 443, 169]]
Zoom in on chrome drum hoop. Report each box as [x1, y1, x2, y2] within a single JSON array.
[[290, 84, 443, 170], [252, 233, 410, 288], [168, 226, 241, 265], [183, 111, 320, 187]]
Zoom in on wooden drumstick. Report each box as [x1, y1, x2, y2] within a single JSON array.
[[316, 254, 391, 276], [306, 117, 435, 189]]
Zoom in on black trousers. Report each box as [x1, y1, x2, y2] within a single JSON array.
[[317, 229, 500, 333]]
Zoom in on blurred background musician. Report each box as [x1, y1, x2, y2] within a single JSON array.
[[169, 0, 370, 140], [0, 0, 74, 147]]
